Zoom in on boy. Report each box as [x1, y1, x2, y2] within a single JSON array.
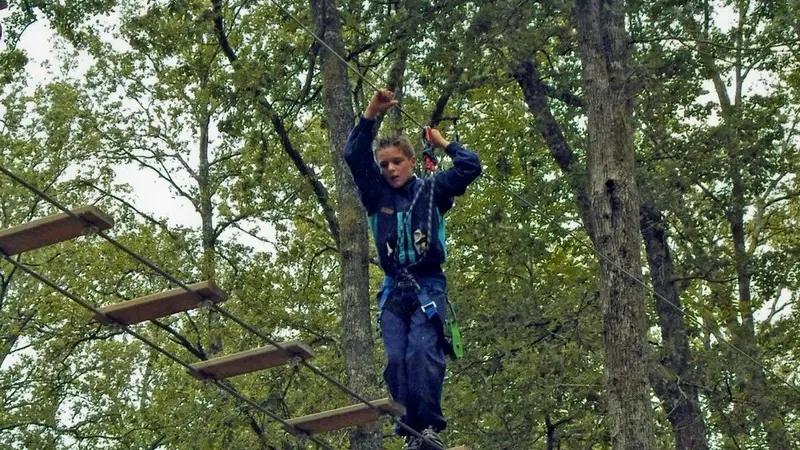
[[344, 89, 481, 450]]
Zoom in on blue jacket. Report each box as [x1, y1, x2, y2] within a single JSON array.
[[344, 116, 482, 278]]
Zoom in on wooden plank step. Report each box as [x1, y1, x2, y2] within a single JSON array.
[[448, 447, 471, 450], [0, 206, 114, 256], [283, 397, 405, 435], [94, 280, 228, 325], [188, 340, 315, 380]]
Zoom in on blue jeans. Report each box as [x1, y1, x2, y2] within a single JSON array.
[[379, 276, 448, 436]]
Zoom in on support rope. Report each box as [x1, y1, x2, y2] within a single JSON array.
[[0, 251, 335, 450]]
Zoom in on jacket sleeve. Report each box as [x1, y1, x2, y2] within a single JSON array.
[[433, 141, 482, 199], [344, 116, 382, 215]]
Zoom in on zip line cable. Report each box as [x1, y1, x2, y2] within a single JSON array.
[[258, 0, 800, 399], [0, 252, 335, 450], [0, 165, 444, 449]]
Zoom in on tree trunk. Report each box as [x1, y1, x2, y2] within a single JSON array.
[[308, 0, 382, 449], [726, 137, 790, 449], [513, 52, 707, 450], [574, 0, 654, 448], [511, 57, 594, 238], [698, 24, 790, 441], [197, 107, 223, 359], [385, 45, 408, 133], [198, 111, 216, 282], [640, 189, 709, 450]]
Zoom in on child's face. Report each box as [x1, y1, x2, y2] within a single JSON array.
[[376, 146, 416, 188]]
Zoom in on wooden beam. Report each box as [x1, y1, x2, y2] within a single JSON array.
[[94, 280, 228, 325], [0, 206, 114, 256], [447, 447, 471, 450], [188, 340, 315, 380], [284, 397, 405, 435]]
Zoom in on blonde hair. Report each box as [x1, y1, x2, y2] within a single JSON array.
[[376, 134, 414, 158]]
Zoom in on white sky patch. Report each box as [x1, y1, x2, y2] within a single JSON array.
[[17, 21, 57, 86], [111, 162, 200, 228]]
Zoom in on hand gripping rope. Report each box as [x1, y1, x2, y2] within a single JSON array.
[[422, 127, 438, 173]]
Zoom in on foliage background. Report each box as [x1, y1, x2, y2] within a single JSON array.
[[0, 0, 798, 448]]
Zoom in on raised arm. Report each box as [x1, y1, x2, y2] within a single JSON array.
[[427, 128, 482, 199], [344, 117, 381, 215], [344, 90, 399, 215]]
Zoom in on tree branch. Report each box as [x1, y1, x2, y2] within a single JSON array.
[[151, 318, 207, 360], [510, 57, 594, 238], [81, 181, 182, 241], [207, 0, 341, 249]]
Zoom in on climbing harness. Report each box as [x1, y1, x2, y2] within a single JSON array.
[[375, 128, 465, 360]]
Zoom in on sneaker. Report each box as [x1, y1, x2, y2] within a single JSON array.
[[420, 428, 445, 450], [404, 435, 423, 450]]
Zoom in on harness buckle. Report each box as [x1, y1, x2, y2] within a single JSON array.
[[420, 300, 437, 319]]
